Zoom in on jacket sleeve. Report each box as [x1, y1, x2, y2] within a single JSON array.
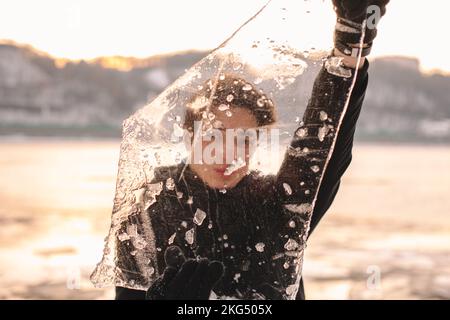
[[308, 60, 368, 237], [294, 61, 368, 301], [276, 59, 369, 236]]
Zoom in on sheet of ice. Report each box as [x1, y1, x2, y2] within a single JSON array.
[[91, 0, 364, 299]]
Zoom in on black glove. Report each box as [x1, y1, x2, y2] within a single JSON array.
[[146, 246, 225, 300], [332, 0, 389, 57]]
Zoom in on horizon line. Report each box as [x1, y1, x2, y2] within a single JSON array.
[[1, 38, 449, 76]]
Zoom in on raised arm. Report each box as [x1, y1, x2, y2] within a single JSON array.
[[274, 51, 369, 250], [280, 0, 389, 300], [276, 0, 389, 227], [307, 53, 368, 236]]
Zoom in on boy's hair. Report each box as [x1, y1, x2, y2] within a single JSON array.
[[184, 74, 276, 131]]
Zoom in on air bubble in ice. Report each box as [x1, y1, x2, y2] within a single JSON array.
[[223, 234, 228, 240], [133, 236, 148, 250], [219, 74, 225, 80], [310, 165, 320, 173], [166, 178, 175, 191], [168, 232, 176, 245], [224, 158, 246, 176], [319, 111, 328, 121], [257, 97, 265, 107], [283, 262, 290, 269], [133, 188, 146, 205], [254, 77, 263, 84], [255, 242, 265, 252], [218, 104, 230, 111], [185, 228, 195, 245], [226, 94, 234, 102], [288, 220, 296, 228], [318, 124, 330, 142], [176, 191, 183, 199], [283, 183, 292, 195], [226, 110, 233, 117], [305, 190, 310, 195], [284, 203, 313, 214], [286, 284, 298, 296], [181, 221, 188, 228], [284, 239, 299, 251], [118, 233, 131, 242], [234, 273, 241, 282], [296, 128, 307, 138], [272, 253, 284, 260], [325, 56, 352, 78], [193, 208, 207, 226], [233, 62, 243, 71], [187, 196, 193, 205], [242, 84, 252, 91]]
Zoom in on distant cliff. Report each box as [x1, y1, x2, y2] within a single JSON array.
[[0, 43, 449, 142], [360, 57, 450, 143]]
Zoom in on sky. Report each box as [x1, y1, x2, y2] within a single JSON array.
[[0, 0, 449, 73]]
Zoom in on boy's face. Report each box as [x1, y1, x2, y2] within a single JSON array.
[[189, 107, 258, 189]]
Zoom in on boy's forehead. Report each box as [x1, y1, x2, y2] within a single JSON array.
[[213, 106, 257, 129]]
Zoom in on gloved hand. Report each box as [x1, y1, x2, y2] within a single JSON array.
[[146, 246, 225, 300], [332, 0, 389, 57]]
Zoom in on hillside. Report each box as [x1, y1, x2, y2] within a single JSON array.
[[0, 43, 448, 142]]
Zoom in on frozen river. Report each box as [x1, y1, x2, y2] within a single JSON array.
[[0, 140, 449, 299]]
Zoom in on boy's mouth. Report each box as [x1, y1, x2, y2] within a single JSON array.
[[213, 167, 228, 175]]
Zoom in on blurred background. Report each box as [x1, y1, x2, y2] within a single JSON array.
[[0, 0, 449, 299]]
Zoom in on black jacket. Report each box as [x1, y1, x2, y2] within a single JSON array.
[[115, 60, 369, 300]]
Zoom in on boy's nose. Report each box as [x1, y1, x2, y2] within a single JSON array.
[[223, 143, 241, 164]]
